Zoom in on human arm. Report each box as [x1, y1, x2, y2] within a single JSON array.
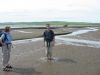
[[0, 34, 5, 45], [51, 30, 55, 46], [43, 31, 46, 46]]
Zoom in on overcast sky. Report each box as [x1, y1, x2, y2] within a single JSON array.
[[0, 0, 100, 23]]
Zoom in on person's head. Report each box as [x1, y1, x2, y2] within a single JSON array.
[[4, 26, 11, 32], [46, 24, 50, 30]]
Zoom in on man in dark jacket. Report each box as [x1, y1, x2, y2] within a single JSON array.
[[43, 24, 55, 60]]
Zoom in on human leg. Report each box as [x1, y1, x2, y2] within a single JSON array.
[[2, 44, 12, 71]]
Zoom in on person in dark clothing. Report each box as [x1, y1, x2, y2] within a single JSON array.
[[43, 24, 55, 60]]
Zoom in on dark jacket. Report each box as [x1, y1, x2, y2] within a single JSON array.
[[43, 30, 55, 42]]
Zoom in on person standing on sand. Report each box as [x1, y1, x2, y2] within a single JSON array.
[[43, 24, 55, 60], [0, 26, 13, 71]]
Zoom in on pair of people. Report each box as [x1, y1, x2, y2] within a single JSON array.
[[0, 24, 55, 71]]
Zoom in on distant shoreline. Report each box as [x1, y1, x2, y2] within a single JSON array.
[[0, 25, 63, 30], [0, 26, 99, 41], [13, 32, 71, 41], [10, 27, 72, 41]]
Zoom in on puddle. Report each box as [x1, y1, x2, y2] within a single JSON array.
[[13, 38, 43, 44], [14, 30, 33, 33], [53, 57, 77, 63], [40, 57, 77, 63], [13, 27, 100, 48], [56, 37, 100, 48], [62, 27, 98, 36], [56, 27, 100, 48]]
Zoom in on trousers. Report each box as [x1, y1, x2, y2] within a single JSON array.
[[45, 41, 54, 58], [2, 44, 11, 67]]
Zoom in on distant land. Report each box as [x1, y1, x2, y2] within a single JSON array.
[[0, 21, 100, 27]]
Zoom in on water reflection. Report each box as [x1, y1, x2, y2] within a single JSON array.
[[40, 57, 77, 63]]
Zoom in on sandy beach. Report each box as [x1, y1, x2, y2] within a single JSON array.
[[11, 27, 72, 40], [0, 27, 100, 75]]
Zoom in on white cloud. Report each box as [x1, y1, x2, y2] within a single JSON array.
[[0, 0, 100, 22], [0, 0, 99, 11]]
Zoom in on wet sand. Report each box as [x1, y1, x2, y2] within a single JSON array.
[[63, 27, 100, 41], [11, 27, 78, 40], [0, 27, 100, 75], [78, 27, 100, 40]]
